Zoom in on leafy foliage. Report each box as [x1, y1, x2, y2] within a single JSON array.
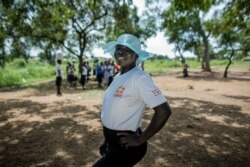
[[0, 0, 154, 69]]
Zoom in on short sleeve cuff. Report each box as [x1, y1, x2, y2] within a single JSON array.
[[147, 96, 167, 109]]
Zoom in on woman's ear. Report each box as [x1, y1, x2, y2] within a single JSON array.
[[133, 53, 139, 61]]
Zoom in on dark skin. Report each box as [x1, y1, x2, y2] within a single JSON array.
[[118, 102, 171, 149], [114, 45, 138, 74], [99, 45, 171, 154], [115, 44, 172, 148]]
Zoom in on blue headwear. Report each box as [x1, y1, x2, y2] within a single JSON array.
[[104, 34, 152, 64]]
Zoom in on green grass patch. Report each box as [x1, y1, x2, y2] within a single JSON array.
[[144, 59, 201, 75], [210, 59, 229, 66], [210, 59, 250, 71], [187, 85, 194, 90], [0, 58, 248, 88], [0, 59, 55, 88]]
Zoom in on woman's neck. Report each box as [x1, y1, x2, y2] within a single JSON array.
[[120, 63, 136, 74]]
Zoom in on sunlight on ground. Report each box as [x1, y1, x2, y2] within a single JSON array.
[[155, 157, 168, 166], [199, 113, 246, 128], [55, 148, 72, 159], [0, 71, 249, 167]]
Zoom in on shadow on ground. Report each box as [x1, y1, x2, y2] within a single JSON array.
[[0, 97, 249, 167], [0, 99, 102, 167], [141, 97, 250, 167]]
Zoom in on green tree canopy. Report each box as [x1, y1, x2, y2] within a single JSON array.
[[0, 0, 156, 69]]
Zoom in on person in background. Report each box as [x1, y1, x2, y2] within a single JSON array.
[[86, 61, 92, 80], [71, 60, 78, 86], [137, 61, 144, 71], [66, 62, 71, 84], [103, 60, 110, 86], [96, 62, 104, 88], [107, 59, 115, 86], [79, 61, 88, 89], [93, 34, 172, 167], [67, 63, 78, 87], [114, 62, 121, 75], [55, 51, 63, 96], [182, 59, 189, 77], [141, 61, 144, 71], [93, 60, 98, 81], [66, 62, 73, 86]]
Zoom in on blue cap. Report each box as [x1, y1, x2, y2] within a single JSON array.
[[104, 34, 153, 63]]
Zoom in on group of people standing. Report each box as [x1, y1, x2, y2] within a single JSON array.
[[94, 59, 121, 88], [54, 55, 121, 96]]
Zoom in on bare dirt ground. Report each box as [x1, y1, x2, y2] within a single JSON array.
[[0, 70, 250, 167]]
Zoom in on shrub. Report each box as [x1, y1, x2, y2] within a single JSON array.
[[9, 58, 27, 68], [0, 59, 55, 88]]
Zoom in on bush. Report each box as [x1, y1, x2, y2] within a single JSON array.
[[0, 69, 23, 87], [9, 58, 27, 68], [145, 59, 181, 69], [210, 59, 229, 65], [0, 59, 55, 88]]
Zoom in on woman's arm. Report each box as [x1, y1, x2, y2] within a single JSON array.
[[118, 102, 172, 149], [99, 138, 107, 156]]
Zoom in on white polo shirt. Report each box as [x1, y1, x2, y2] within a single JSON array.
[[55, 64, 63, 77], [101, 67, 167, 132], [82, 66, 88, 76]]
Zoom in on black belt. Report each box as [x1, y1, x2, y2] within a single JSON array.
[[103, 126, 142, 147]]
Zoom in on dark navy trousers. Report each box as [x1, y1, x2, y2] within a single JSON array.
[[93, 126, 147, 167]]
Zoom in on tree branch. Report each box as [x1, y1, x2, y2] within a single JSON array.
[[62, 42, 79, 57], [72, 17, 83, 33], [83, 9, 108, 32]]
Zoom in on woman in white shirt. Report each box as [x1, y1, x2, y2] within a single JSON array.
[[93, 34, 172, 167], [79, 62, 88, 89], [55, 51, 63, 96]]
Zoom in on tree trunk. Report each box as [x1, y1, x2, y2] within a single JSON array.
[[224, 50, 234, 78], [200, 55, 205, 70], [78, 56, 83, 76], [176, 44, 185, 62], [0, 59, 5, 68], [0, 48, 6, 68], [24, 54, 29, 63], [195, 46, 200, 62], [202, 37, 211, 72], [198, 20, 211, 72]]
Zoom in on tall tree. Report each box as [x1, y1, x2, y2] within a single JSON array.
[[0, 0, 41, 66], [1, 0, 155, 69], [31, 0, 138, 71], [105, 0, 156, 46], [212, 0, 250, 77], [162, 0, 219, 71], [0, 4, 7, 68]]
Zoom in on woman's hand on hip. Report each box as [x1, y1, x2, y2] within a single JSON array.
[[117, 132, 144, 149]]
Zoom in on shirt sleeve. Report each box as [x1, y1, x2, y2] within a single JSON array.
[[138, 74, 167, 109]]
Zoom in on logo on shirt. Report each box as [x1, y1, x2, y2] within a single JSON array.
[[152, 88, 161, 96], [114, 85, 125, 97]]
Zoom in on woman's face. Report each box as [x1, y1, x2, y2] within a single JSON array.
[[114, 45, 137, 68]]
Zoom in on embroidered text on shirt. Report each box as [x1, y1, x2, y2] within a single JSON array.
[[152, 88, 161, 96]]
